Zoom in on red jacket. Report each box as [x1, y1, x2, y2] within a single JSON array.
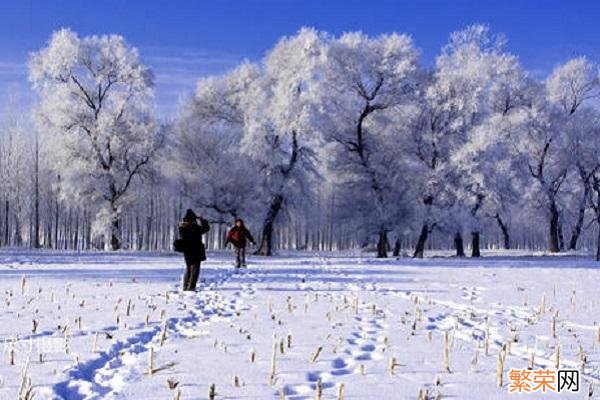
[[226, 225, 255, 248]]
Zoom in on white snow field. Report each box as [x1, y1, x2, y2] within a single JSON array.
[[0, 250, 599, 399]]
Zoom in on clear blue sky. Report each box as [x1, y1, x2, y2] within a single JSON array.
[[1, 0, 599, 117]]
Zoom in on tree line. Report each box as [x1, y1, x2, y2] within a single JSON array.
[[2, 24, 600, 258]]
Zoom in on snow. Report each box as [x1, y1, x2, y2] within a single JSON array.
[[0, 250, 598, 399]]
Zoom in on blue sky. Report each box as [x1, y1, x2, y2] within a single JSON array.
[[1, 0, 600, 117]]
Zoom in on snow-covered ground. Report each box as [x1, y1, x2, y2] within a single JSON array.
[[0, 250, 598, 399]]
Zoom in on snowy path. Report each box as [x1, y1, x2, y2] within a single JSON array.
[[0, 251, 598, 399]]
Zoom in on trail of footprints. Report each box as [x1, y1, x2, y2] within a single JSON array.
[[52, 268, 254, 399], [50, 263, 600, 399], [283, 304, 389, 399]]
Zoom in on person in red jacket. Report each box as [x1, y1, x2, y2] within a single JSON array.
[[226, 218, 256, 268]]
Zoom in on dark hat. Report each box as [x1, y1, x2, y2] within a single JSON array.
[[183, 209, 197, 222]]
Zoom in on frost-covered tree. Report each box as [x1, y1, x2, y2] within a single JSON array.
[[503, 58, 600, 253], [0, 112, 33, 246], [505, 87, 572, 253], [29, 28, 162, 250], [546, 57, 600, 250], [320, 31, 419, 257], [576, 110, 600, 259], [448, 31, 529, 255], [404, 25, 516, 257], [168, 63, 261, 223], [0, 24, 598, 255], [242, 28, 325, 256]]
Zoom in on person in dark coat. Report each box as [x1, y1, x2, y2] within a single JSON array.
[[225, 218, 255, 268], [178, 209, 210, 291]]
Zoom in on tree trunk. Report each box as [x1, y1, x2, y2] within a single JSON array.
[[376, 229, 388, 258], [569, 189, 588, 251], [256, 194, 284, 256], [110, 203, 121, 251], [413, 223, 429, 258], [549, 203, 560, 253], [14, 213, 22, 247], [596, 221, 600, 261], [471, 231, 481, 257], [33, 138, 40, 249], [454, 232, 465, 257], [495, 214, 510, 250], [569, 216, 584, 251], [558, 217, 565, 251], [393, 237, 401, 257], [256, 131, 299, 256], [4, 200, 9, 246], [54, 194, 59, 249], [73, 212, 79, 250]]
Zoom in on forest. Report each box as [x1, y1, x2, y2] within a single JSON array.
[[2, 23, 600, 259]]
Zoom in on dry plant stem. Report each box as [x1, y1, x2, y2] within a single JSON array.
[[269, 336, 277, 385], [529, 352, 535, 370], [126, 299, 132, 316], [389, 356, 398, 375], [337, 383, 346, 400], [315, 378, 322, 400], [9, 345, 15, 365], [147, 347, 155, 375], [311, 346, 323, 363], [160, 322, 168, 347], [497, 350, 505, 387], [443, 331, 450, 372], [540, 294, 546, 315], [92, 333, 99, 353]]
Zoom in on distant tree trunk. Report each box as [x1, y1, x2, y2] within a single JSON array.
[[558, 216, 565, 251], [471, 231, 481, 257], [33, 138, 40, 249], [469, 194, 483, 258], [393, 236, 401, 257], [256, 131, 299, 256], [569, 186, 588, 251], [4, 200, 9, 246], [109, 198, 121, 251], [86, 209, 92, 249], [146, 194, 153, 250], [454, 232, 465, 257], [73, 212, 79, 250], [413, 196, 434, 259], [376, 229, 388, 258], [495, 214, 510, 250], [110, 220, 120, 250], [54, 175, 60, 249], [54, 198, 59, 249], [596, 221, 600, 261], [256, 194, 284, 256], [549, 202, 560, 253], [413, 223, 429, 258], [46, 213, 52, 249], [14, 213, 22, 247]]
